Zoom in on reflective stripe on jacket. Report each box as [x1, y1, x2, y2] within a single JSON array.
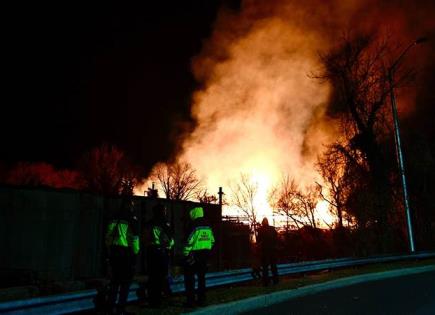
[[106, 220, 140, 254], [152, 225, 175, 250], [183, 226, 215, 256]]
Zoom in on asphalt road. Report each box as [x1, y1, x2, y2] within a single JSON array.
[[244, 270, 435, 315]]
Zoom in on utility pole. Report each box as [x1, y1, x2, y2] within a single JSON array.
[[217, 187, 224, 269], [388, 36, 428, 253]]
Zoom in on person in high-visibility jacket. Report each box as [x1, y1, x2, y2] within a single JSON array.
[[145, 204, 174, 307], [105, 198, 140, 315], [183, 206, 215, 307]]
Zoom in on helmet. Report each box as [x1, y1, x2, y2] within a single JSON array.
[[189, 207, 204, 220]]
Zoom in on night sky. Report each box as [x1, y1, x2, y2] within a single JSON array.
[[2, 0, 435, 175], [2, 1, 237, 172]]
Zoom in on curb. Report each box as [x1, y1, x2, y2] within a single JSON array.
[[184, 264, 435, 315]]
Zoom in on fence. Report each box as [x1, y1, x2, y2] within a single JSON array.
[[0, 185, 221, 281]]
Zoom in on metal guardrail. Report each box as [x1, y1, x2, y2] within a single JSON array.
[[1, 251, 434, 314]]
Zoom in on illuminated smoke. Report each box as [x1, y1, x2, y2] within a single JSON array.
[[152, 1, 434, 223], [178, 1, 336, 220]]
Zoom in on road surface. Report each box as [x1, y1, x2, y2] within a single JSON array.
[[244, 270, 435, 315]]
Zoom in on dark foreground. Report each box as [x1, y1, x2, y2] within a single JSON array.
[[245, 270, 435, 315]]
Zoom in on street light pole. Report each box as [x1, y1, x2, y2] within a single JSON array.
[[388, 37, 428, 253], [388, 70, 415, 253]]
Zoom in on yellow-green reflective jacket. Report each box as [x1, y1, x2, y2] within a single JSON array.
[[183, 226, 215, 256], [105, 220, 140, 255], [152, 225, 174, 250]]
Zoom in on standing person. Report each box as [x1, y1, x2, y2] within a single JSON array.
[[256, 217, 279, 286], [146, 204, 174, 307], [105, 198, 140, 315], [250, 240, 262, 280], [183, 206, 215, 307]]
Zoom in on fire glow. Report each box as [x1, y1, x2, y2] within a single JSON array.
[[141, 0, 434, 228], [178, 10, 334, 225]]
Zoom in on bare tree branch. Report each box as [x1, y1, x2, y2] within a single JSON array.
[[230, 173, 259, 235], [269, 175, 321, 229], [151, 162, 201, 201]]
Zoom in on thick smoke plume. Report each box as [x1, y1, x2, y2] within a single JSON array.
[[175, 0, 434, 219]]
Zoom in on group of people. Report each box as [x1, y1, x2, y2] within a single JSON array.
[[104, 199, 215, 314]]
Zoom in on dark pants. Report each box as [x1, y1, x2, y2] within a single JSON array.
[[108, 246, 135, 312], [261, 252, 278, 286], [147, 246, 168, 306], [184, 250, 209, 304]]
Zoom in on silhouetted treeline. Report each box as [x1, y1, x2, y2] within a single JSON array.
[[219, 223, 418, 269], [0, 143, 142, 197]]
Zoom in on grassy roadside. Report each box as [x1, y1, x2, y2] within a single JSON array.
[[129, 258, 435, 315]]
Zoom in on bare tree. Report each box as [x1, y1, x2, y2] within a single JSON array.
[[316, 145, 351, 229], [294, 185, 321, 229], [79, 143, 140, 196], [269, 175, 321, 229], [269, 175, 304, 230], [230, 173, 259, 235], [316, 33, 412, 236], [152, 163, 171, 198], [151, 161, 201, 201], [195, 187, 218, 204]]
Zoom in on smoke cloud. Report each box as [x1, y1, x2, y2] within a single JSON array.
[[175, 0, 434, 218]]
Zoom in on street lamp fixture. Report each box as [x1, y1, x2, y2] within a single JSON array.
[[388, 36, 429, 253]]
